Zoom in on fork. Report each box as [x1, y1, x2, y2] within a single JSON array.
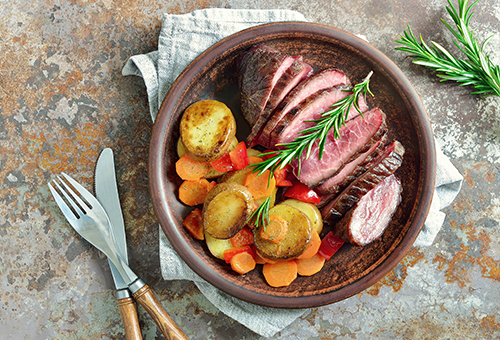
[[49, 172, 189, 340]]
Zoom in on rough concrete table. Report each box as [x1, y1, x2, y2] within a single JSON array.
[[1, 0, 499, 339]]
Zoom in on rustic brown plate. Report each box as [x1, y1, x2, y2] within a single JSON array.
[[149, 22, 436, 308]]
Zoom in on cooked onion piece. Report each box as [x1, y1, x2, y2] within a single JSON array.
[[180, 99, 236, 162], [254, 203, 313, 261], [202, 183, 254, 239]]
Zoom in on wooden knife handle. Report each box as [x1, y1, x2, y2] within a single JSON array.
[[118, 297, 143, 340], [133, 284, 189, 340]]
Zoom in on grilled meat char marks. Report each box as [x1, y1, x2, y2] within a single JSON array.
[[315, 133, 391, 207], [246, 58, 313, 147], [258, 68, 350, 148], [238, 45, 295, 126], [291, 107, 386, 188], [333, 174, 402, 246], [321, 140, 405, 227]]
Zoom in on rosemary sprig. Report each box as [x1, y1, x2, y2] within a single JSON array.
[[246, 195, 272, 230], [252, 71, 374, 178], [396, 0, 500, 97]]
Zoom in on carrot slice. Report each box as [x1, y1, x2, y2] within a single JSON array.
[[244, 170, 276, 199], [254, 250, 277, 264], [176, 154, 210, 180], [260, 215, 288, 244], [296, 253, 325, 276], [178, 178, 212, 206], [230, 252, 256, 275], [182, 208, 204, 240], [296, 229, 321, 260], [262, 260, 297, 287]]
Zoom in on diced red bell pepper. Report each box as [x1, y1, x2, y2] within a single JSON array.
[[274, 165, 293, 187], [260, 149, 278, 161], [318, 231, 345, 260], [223, 245, 254, 264], [211, 152, 234, 172], [182, 208, 204, 240], [283, 181, 321, 204], [229, 141, 249, 170], [230, 227, 254, 248]]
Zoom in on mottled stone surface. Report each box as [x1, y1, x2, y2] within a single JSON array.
[[1, 0, 499, 339]]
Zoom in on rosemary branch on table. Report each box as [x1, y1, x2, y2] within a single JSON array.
[[395, 0, 500, 97], [252, 71, 374, 180]]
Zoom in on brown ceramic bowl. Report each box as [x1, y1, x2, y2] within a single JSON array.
[[149, 22, 436, 308]]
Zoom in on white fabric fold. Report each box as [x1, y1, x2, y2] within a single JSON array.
[[122, 8, 463, 337]]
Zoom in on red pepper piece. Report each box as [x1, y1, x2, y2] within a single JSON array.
[[182, 208, 204, 240], [230, 227, 254, 248], [283, 181, 321, 204], [211, 152, 234, 172], [260, 149, 278, 161], [223, 245, 254, 264], [229, 141, 249, 170], [274, 164, 293, 187], [318, 231, 345, 260]]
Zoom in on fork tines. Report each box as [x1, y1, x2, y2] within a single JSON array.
[[48, 173, 93, 220]]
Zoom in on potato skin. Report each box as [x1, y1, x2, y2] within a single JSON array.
[[202, 182, 254, 239], [180, 100, 236, 162], [254, 204, 313, 261]]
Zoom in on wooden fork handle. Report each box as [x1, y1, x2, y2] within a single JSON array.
[[118, 297, 143, 340], [133, 284, 189, 340]]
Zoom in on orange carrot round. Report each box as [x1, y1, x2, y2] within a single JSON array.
[[262, 260, 297, 287], [230, 252, 256, 275], [176, 153, 210, 181], [260, 215, 288, 244], [178, 178, 212, 206], [296, 229, 321, 260], [244, 170, 276, 199], [296, 253, 325, 276]]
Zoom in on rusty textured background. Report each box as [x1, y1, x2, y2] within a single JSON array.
[[1, 0, 499, 339]]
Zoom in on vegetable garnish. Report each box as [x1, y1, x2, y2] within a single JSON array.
[[246, 195, 272, 230], [396, 0, 500, 97], [252, 71, 374, 179]]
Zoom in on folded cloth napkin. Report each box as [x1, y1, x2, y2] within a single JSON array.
[[122, 8, 463, 337]]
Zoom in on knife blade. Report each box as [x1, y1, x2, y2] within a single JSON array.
[[95, 148, 143, 340]]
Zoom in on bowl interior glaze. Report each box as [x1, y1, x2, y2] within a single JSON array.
[[149, 22, 436, 308]]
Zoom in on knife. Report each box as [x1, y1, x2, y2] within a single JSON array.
[[95, 148, 143, 340], [95, 149, 189, 340]]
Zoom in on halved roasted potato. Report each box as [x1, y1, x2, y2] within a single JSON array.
[[205, 232, 233, 260], [281, 199, 323, 235], [202, 182, 254, 239], [180, 100, 236, 162], [254, 203, 313, 261]]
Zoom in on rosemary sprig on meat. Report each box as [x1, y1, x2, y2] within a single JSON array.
[[246, 195, 272, 230], [396, 0, 500, 96], [252, 71, 374, 178]]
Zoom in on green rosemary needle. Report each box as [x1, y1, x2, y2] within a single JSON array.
[[396, 0, 500, 97], [252, 71, 374, 178], [246, 195, 272, 230]]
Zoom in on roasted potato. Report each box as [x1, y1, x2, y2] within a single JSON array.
[[180, 100, 236, 162], [177, 137, 239, 179], [205, 232, 233, 260], [254, 203, 313, 261], [202, 182, 254, 239], [281, 199, 323, 235]]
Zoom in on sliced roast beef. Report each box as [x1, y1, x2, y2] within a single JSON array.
[[246, 59, 313, 147], [258, 68, 350, 148], [315, 133, 391, 205], [332, 174, 402, 246], [321, 140, 405, 226], [270, 85, 369, 147], [238, 45, 295, 126], [290, 107, 386, 187]]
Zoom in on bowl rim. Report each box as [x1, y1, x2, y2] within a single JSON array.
[[149, 21, 436, 308]]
